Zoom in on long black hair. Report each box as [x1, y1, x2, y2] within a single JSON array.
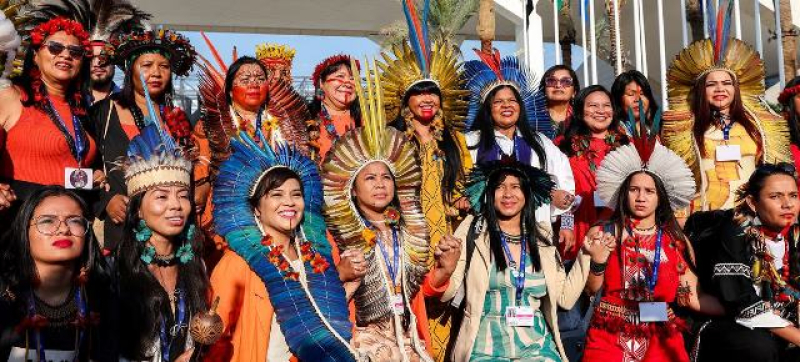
[[691, 70, 761, 158], [117, 189, 208, 360], [467, 168, 550, 272], [735, 163, 798, 219], [538, 64, 581, 95], [559, 85, 629, 156], [468, 84, 547, 166], [781, 77, 800, 146], [308, 60, 361, 126], [115, 51, 174, 109], [611, 70, 659, 126], [389, 80, 465, 198], [225, 56, 269, 106], [0, 186, 110, 301]]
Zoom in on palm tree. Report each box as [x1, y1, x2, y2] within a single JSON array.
[[780, 0, 797, 78], [685, 0, 705, 42], [559, 1, 577, 66]]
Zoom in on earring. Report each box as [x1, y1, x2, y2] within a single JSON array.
[[135, 220, 153, 242], [140, 244, 156, 264], [175, 224, 196, 264]]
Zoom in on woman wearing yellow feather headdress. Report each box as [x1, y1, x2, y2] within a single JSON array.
[[661, 0, 791, 219], [322, 57, 460, 362]]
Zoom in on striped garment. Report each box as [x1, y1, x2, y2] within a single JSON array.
[[470, 256, 561, 362]]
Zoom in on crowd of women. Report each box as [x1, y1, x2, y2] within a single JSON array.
[[2, 0, 800, 361]]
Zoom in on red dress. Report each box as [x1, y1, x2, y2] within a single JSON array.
[[582, 229, 690, 362], [792, 144, 800, 178], [561, 137, 615, 259]]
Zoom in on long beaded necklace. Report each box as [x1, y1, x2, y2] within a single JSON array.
[[43, 96, 87, 166], [23, 286, 88, 362]]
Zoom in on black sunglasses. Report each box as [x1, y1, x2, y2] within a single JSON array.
[[43, 41, 86, 59]]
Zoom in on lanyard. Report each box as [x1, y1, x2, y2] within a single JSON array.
[[27, 286, 86, 362], [718, 115, 733, 141], [160, 288, 186, 362], [627, 227, 663, 296], [500, 232, 527, 305], [377, 227, 401, 292], [47, 98, 86, 166]]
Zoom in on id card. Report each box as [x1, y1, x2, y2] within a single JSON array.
[[715, 145, 742, 162], [65, 167, 93, 190], [639, 302, 669, 322], [390, 294, 405, 315], [505, 306, 534, 327], [593, 191, 607, 208]]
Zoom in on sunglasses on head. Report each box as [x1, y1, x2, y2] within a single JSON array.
[[42, 41, 86, 59]]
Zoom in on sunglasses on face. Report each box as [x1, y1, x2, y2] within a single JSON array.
[[545, 77, 574, 88], [42, 41, 86, 59]]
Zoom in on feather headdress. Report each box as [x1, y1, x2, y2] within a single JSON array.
[[212, 133, 356, 361], [0, 0, 24, 81], [122, 72, 192, 196], [463, 51, 552, 137], [321, 57, 430, 325], [597, 105, 695, 211], [197, 33, 310, 180], [89, 0, 150, 43], [464, 155, 555, 215], [377, 0, 468, 130], [106, 27, 196, 76]]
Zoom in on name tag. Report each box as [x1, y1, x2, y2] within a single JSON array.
[[65, 167, 93, 190], [505, 306, 535, 327], [593, 191, 606, 208], [9, 346, 75, 362], [715, 145, 742, 162], [639, 302, 669, 322], [390, 294, 405, 315]]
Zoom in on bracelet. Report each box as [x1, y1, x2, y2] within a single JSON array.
[[560, 213, 575, 230], [590, 260, 607, 275]]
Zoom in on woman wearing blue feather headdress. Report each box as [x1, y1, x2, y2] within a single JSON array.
[[443, 157, 605, 362], [462, 49, 577, 251], [206, 133, 357, 362]]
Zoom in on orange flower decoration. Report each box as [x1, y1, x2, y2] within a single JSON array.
[[362, 228, 377, 247]]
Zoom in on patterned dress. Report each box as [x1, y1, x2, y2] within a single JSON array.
[[470, 258, 561, 362]]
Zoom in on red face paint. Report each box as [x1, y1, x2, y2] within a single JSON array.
[[232, 83, 268, 111]]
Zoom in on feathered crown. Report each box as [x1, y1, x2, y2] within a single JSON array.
[[311, 54, 358, 88], [377, 0, 468, 128], [107, 27, 196, 77], [255, 42, 295, 65], [465, 155, 555, 214], [212, 134, 357, 361], [597, 104, 696, 210], [0, 0, 24, 80], [122, 72, 192, 196], [89, 0, 150, 44], [463, 50, 553, 137]]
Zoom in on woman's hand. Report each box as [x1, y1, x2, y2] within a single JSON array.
[[430, 234, 462, 288], [174, 348, 194, 362], [0, 183, 16, 211], [582, 229, 616, 263], [551, 189, 575, 210], [105, 194, 129, 224], [453, 197, 471, 212], [194, 182, 211, 215], [559, 229, 575, 253], [337, 248, 367, 283]]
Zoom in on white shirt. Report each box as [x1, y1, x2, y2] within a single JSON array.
[[266, 258, 307, 362], [465, 129, 575, 223]]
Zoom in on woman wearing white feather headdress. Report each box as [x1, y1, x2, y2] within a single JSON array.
[[582, 113, 723, 362]]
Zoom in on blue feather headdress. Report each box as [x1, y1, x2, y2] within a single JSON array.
[[465, 155, 555, 214], [463, 51, 553, 138], [213, 132, 356, 362], [123, 72, 191, 195]]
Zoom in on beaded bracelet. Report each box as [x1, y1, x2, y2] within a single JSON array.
[[560, 212, 575, 231], [590, 260, 607, 275]]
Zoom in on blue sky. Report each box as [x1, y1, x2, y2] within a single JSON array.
[[184, 31, 585, 79]]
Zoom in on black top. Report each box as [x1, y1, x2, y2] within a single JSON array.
[[91, 98, 134, 252]]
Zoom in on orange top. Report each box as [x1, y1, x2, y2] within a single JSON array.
[[207, 250, 300, 362], [316, 114, 355, 162], [1, 97, 97, 185], [121, 123, 140, 140]]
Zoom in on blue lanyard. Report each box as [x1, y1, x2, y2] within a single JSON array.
[[627, 228, 663, 295], [160, 289, 186, 361], [48, 98, 86, 166], [500, 232, 527, 304], [719, 119, 733, 141], [27, 286, 86, 362], [377, 227, 401, 290]]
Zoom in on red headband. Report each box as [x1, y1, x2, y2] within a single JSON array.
[[779, 84, 800, 105], [311, 54, 359, 88], [30, 17, 90, 51]]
